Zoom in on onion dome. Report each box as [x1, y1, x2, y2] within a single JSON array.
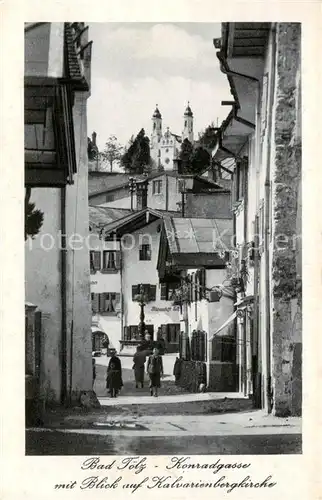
[[184, 102, 193, 117], [153, 104, 162, 119]]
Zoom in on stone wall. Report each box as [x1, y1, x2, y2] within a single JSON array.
[[176, 360, 206, 392], [271, 23, 302, 416]]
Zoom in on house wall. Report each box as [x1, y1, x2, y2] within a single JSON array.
[[89, 235, 121, 350], [25, 189, 62, 402], [65, 91, 92, 401], [90, 174, 181, 212], [270, 23, 302, 416], [25, 77, 92, 405], [90, 186, 133, 208], [227, 24, 302, 415], [121, 220, 180, 335], [183, 267, 236, 391], [185, 192, 231, 219], [147, 174, 180, 212]]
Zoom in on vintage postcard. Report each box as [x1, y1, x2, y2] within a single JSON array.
[[1, 1, 321, 499]]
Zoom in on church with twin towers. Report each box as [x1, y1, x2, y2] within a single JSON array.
[[150, 103, 194, 171]]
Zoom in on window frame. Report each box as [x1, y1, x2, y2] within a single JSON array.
[[90, 250, 101, 272], [102, 250, 116, 271], [152, 179, 162, 195], [139, 243, 152, 261]]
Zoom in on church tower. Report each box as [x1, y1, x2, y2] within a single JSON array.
[[151, 105, 162, 140], [182, 102, 194, 143]]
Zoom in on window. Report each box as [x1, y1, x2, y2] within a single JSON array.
[[105, 194, 115, 202], [261, 73, 269, 138], [165, 148, 169, 153], [152, 180, 162, 194], [211, 336, 236, 362], [160, 282, 180, 301], [91, 292, 121, 314], [90, 251, 101, 272], [233, 158, 248, 204], [132, 284, 156, 301], [139, 243, 151, 260], [124, 324, 154, 341], [160, 324, 180, 345], [165, 158, 170, 164]]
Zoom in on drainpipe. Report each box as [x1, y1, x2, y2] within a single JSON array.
[[60, 186, 67, 405], [165, 174, 169, 211], [119, 241, 124, 350], [264, 24, 277, 413]]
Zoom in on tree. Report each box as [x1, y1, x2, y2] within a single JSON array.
[[25, 188, 44, 240], [179, 138, 194, 172], [190, 147, 211, 174], [120, 129, 151, 174], [100, 135, 124, 172], [198, 122, 218, 150], [178, 139, 210, 175]]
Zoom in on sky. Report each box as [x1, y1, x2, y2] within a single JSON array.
[[87, 23, 232, 151]]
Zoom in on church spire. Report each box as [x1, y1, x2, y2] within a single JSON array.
[[183, 102, 194, 142]]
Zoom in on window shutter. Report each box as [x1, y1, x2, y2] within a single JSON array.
[[199, 268, 206, 299], [149, 285, 156, 301], [115, 251, 121, 270], [115, 293, 121, 312], [132, 285, 139, 300], [94, 251, 101, 270], [160, 283, 167, 301], [98, 293, 105, 312], [92, 293, 99, 313]]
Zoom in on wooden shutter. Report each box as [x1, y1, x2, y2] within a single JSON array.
[[160, 283, 167, 301], [199, 268, 206, 299], [115, 251, 121, 270], [92, 293, 99, 313], [114, 293, 121, 312], [149, 285, 156, 301], [98, 293, 105, 312]]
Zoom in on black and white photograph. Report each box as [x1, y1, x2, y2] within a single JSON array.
[[23, 21, 302, 457]]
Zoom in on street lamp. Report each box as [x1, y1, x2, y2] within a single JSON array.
[[134, 284, 149, 340]]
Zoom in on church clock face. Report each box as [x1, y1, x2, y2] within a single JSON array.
[[165, 158, 170, 164]]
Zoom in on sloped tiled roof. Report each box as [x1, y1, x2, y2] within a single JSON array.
[[89, 206, 132, 228], [88, 173, 131, 196], [89, 205, 180, 231], [164, 217, 233, 254]]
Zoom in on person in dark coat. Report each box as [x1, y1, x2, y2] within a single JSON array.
[[147, 347, 164, 397], [155, 328, 166, 355], [132, 346, 146, 388], [106, 353, 123, 397]]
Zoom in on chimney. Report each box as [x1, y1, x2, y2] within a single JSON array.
[[92, 131, 97, 146], [136, 180, 148, 210]]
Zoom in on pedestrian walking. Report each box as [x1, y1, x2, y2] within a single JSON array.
[[132, 346, 146, 389], [106, 353, 123, 398], [147, 347, 164, 397]]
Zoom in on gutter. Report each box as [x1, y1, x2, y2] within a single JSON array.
[[264, 24, 277, 413], [60, 186, 68, 405]]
